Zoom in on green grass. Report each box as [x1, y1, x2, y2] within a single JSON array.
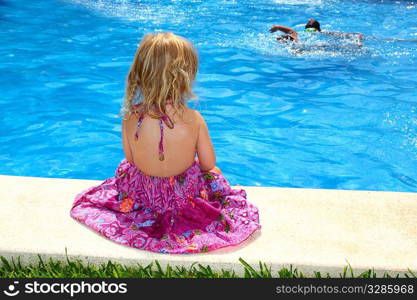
[[0, 255, 415, 278]]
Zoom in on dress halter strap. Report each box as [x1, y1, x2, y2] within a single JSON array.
[[133, 104, 174, 161], [158, 115, 174, 161], [134, 113, 145, 141]]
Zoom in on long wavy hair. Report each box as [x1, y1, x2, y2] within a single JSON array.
[[122, 32, 198, 119]]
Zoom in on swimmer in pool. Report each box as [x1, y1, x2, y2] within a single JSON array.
[[270, 18, 363, 44]]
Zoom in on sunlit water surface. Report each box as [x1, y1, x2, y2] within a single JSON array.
[[1, 0, 416, 191]]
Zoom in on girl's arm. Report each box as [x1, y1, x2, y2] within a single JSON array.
[[195, 112, 216, 172], [122, 115, 134, 163]]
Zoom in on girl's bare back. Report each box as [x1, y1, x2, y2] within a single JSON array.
[[122, 105, 215, 177]]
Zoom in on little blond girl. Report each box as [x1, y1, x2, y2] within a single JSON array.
[[70, 32, 261, 254]]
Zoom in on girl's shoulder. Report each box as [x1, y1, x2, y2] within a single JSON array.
[[122, 104, 143, 121], [179, 107, 205, 127], [190, 109, 207, 126]]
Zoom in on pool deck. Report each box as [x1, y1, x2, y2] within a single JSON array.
[[0, 174, 416, 277]]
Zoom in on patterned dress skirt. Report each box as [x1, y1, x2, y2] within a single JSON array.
[[70, 159, 261, 254]]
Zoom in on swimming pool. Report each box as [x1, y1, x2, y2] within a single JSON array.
[[1, 0, 416, 192]]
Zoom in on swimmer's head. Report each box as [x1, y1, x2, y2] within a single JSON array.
[[123, 32, 198, 117], [305, 18, 321, 32]]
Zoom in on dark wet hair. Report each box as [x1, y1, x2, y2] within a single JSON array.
[[305, 18, 321, 32]]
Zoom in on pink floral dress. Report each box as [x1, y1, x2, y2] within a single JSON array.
[[70, 109, 261, 254]]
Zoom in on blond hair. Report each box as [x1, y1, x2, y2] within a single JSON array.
[[122, 32, 198, 119]]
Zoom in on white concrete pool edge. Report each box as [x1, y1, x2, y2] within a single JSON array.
[[0, 174, 416, 277]]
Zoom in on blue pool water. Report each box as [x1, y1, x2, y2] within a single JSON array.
[[1, 0, 416, 191]]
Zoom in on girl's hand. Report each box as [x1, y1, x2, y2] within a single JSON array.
[[195, 156, 221, 174]]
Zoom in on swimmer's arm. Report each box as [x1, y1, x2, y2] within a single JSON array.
[[122, 114, 134, 164], [270, 25, 298, 40], [195, 111, 216, 172]]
